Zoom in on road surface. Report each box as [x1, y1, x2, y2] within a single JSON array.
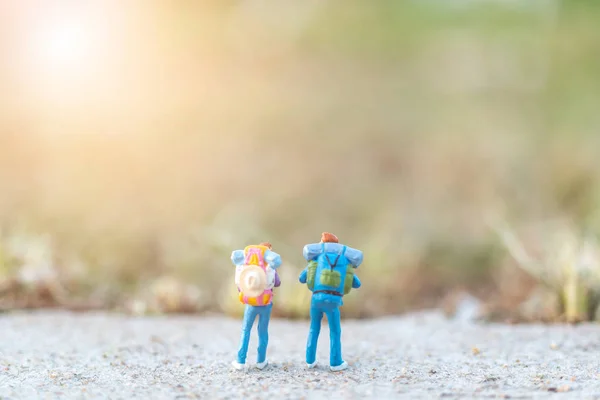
[[0, 311, 599, 399]]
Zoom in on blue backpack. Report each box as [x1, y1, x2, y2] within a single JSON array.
[[306, 243, 353, 307]]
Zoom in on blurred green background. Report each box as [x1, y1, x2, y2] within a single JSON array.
[[0, 1, 599, 319]]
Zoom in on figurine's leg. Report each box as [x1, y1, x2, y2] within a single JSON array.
[[325, 307, 344, 369], [256, 303, 272, 366], [306, 304, 323, 366], [237, 305, 257, 365]]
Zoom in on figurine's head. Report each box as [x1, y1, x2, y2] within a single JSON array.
[[320, 232, 339, 243], [259, 242, 273, 249]]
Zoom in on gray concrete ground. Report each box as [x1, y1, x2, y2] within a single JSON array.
[[0, 310, 599, 399]]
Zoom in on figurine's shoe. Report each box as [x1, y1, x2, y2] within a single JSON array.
[[307, 361, 318, 369], [231, 361, 246, 370], [330, 361, 348, 372], [256, 360, 268, 370]]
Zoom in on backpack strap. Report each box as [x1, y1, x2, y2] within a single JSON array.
[[323, 245, 347, 270]]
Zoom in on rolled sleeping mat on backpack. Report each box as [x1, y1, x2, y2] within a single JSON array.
[[231, 249, 282, 269], [263, 250, 282, 269], [302, 243, 363, 268], [231, 250, 245, 266], [232, 250, 246, 285]]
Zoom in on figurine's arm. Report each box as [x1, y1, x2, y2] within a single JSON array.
[[352, 274, 361, 289], [231, 250, 245, 266], [264, 250, 282, 269], [274, 271, 281, 287], [299, 268, 308, 284]]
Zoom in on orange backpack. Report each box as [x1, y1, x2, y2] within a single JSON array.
[[235, 245, 274, 306]]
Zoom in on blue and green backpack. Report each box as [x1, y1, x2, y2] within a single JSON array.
[[307, 244, 354, 296]]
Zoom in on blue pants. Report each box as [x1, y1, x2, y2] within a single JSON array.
[[306, 297, 343, 367], [237, 303, 272, 364]]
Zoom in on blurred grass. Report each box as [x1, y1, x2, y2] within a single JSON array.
[[0, 1, 599, 318]]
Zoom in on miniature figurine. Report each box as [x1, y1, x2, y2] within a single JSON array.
[[299, 232, 363, 371], [231, 242, 281, 370]]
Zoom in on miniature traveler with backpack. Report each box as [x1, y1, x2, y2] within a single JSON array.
[[231, 242, 281, 370], [299, 232, 363, 371]]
